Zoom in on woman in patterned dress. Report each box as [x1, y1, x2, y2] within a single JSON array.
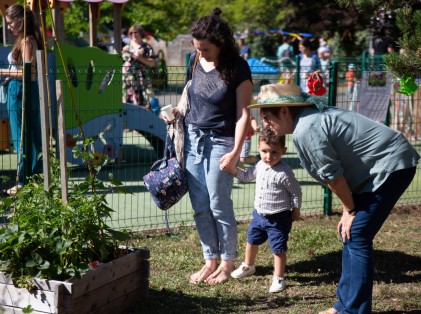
[[122, 25, 156, 107]]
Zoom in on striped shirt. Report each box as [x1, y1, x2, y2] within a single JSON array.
[[236, 161, 302, 216]]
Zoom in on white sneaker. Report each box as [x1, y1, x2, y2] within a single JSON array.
[[231, 262, 256, 279], [269, 276, 286, 293]]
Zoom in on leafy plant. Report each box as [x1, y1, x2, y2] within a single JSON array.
[[0, 139, 130, 289]]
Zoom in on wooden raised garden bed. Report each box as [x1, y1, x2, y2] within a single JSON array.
[[0, 248, 150, 314]]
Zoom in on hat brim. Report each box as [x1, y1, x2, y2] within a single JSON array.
[[248, 102, 313, 109]]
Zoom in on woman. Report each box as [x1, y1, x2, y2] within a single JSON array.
[[168, 8, 252, 285], [250, 83, 419, 313], [298, 38, 320, 93], [0, 4, 43, 195], [122, 25, 156, 107]]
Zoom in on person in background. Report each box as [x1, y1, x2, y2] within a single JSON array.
[[298, 38, 321, 93], [252, 83, 419, 314], [346, 63, 356, 101], [121, 28, 130, 48], [318, 47, 331, 81], [0, 4, 42, 196], [227, 127, 302, 293], [166, 7, 252, 285], [238, 38, 251, 60], [122, 25, 156, 108], [276, 35, 294, 59]]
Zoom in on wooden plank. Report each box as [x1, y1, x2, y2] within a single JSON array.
[[68, 249, 148, 299], [0, 283, 57, 313], [0, 272, 12, 285], [36, 50, 51, 190], [0, 304, 51, 314], [66, 270, 147, 313], [88, 286, 147, 314], [0, 249, 149, 313], [56, 80, 68, 204], [31, 278, 73, 295]]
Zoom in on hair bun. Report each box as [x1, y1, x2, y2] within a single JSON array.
[[211, 7, 222, 18]]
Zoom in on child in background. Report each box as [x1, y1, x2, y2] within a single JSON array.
[[240, 115, 260, 167], [346, 63, 356, 101], [225, 127, 302, 293]]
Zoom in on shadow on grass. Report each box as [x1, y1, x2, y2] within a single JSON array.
[[286, 250, 421, 286], [132, 250, 421, 314], [375, 310, 421, 314], [134, 287, 319, 314]]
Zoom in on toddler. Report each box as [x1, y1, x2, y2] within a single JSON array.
[[226, 127, 302, 293]]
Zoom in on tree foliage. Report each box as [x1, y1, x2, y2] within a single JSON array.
[[31, 0, 404, 58]]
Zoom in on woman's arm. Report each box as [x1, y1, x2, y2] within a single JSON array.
[[0, 38, 37, 80], [220, 79, 252, 170], [135, 54, 155, 67]]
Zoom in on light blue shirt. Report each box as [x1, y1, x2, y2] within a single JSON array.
[[293, 106, 420, 194]]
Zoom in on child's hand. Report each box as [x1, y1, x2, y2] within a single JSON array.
[[292, 208, 302, 222]]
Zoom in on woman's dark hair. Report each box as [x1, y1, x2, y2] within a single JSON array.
[[189, 8, 239, 86], [259, 126, 285, 148], [300, 38, 312, 49], [6, 4, 42, 64]]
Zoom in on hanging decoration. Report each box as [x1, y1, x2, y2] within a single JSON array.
[[396, 75, 418, 96]]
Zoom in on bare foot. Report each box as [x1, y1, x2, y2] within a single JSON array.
[[189, 265, 215, 284], [2, 185, 23, 196], [205, 261, 234, 285], [318, 308, 339, 314]]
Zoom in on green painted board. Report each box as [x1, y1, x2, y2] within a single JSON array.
[[54, 44, 122, 128]]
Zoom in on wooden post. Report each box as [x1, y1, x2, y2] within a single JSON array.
[[0, 0, 16, 45], [23, 62, 32, 184], [89, 2, 100, 47], [56, 80, 68, 204], [50, 0, 66, 43], [113, 3, 123, 54], [36, 50, 51, 190]]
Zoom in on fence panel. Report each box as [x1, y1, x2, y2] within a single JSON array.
[[0, 57, 420, 232]]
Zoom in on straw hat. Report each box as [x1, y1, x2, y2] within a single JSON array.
[[249, 84, 314, 108]]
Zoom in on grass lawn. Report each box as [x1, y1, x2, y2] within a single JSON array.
[[130, 206, 421, 314]]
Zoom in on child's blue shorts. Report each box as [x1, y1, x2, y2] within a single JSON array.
[[247, 209, 292, 254]]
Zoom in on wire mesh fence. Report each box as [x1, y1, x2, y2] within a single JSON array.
[[0, 57, 420, 233]]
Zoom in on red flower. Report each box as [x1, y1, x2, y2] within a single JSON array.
[[307, 73, 327, 96]]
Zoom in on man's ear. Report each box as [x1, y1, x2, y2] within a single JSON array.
[[279, 107, 288, 118]]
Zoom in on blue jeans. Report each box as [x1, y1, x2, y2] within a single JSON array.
[[334, 167, 416, 314], [7, 80, 42, 186], [184, 124, 237, 261]]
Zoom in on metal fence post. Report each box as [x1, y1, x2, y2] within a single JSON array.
[[294, 55, 300, 86], [323, 61, 339, 216], [185, 53, 191, 67], [23, 62, 32, 184]]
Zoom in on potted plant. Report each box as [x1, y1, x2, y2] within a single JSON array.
[[0, 142, 149, 313]]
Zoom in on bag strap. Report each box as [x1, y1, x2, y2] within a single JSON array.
[[163, 125, 176, 160], [186, 51, 200, 82], [192, 52, 200, 76]]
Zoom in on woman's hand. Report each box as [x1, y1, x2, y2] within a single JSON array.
[[338, 210, 356, 242], [219, 151, 238, 171], [160, 107, 180, 124]]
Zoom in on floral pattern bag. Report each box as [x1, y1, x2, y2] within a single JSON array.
[[143, 130, 188, 210]]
